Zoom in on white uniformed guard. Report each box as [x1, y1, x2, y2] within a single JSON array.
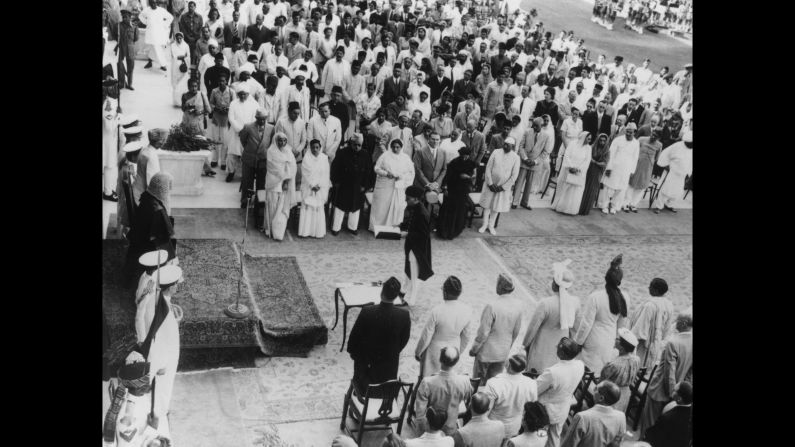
[[120, 114, 141, 128], [135, 250, 171, 345], [147, 265, 182, 427]]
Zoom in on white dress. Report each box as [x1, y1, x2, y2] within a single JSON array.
[[170, 41, 191, 106], [479, 149, 520, 212], [369, 151, 415, 231], [227, 98, 259, 157], [602, 136, 640, 191], [298, 152, 331, 238]]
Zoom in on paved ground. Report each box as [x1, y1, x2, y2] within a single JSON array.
[[524, 0, 692, 72]]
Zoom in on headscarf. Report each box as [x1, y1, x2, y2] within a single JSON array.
[[496, 274, 514, 295], [301, 141, 330, 199], [147, 172, 173, 215], [605, 254, 627, 317], [265, 131, 297, 191], [552, 259, 577, 330], [591, 132, 610, 163]]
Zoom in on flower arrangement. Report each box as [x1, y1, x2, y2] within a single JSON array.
[[162, 123, 220, 152]]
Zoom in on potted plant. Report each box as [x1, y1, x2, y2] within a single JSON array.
[[159, 124, 218, 196]]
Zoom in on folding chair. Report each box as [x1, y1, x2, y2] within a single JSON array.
[[565, 368, 596, 427], [340, 379, 414, 445], [683, 174, 692, 199], [541, 145, 567, 201], [643, 169, 669, 209], [626, 365, 657, 431]]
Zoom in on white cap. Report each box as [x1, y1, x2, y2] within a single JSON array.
[[138, 250, 170, 267], [120, 114, 140, 126], [208, 39, 219, 48], [158, 265, 183, 287], [236, 62, 255, 76], [504, 136, 516, 145], [234, 83, 251, 94], [122, 126, 145, 135], [123, 141, 145, 152], [683, 130, 692, 143], [617, 327, 638, 347]]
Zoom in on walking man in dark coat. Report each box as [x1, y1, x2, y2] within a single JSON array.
[[347, 277, 411, 398], [330, 134, 373, 235], [399, 185, 434, 306]]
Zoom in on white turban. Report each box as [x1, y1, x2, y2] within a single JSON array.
[[552, 259, 577, 330]]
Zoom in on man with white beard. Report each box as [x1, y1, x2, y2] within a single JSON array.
[[600, 123, 640, 214]]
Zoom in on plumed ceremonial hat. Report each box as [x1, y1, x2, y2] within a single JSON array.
[[158, 265, 183, 288], [138, 250, 169, 267]]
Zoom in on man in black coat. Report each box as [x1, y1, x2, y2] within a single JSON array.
[[426, 65, 453, 103], [582, 99, 614, 138], [451, 68, 476, 112], [347, 277, 411, 398], [328, 85, 351, 139], [643, 381, 692, 447], [399, 185, 434, 306], [245, 14, 271, 51], [382, 64, 410, 107], [330, 134, 373, 235], [617, 97, 647, 127]]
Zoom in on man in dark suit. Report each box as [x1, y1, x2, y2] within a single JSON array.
[[382, 64, 409, 107], [335, 13, 356, 41], [426, 65, 453, 104], [245, 13, 270, 51], [617, 98, 647, 127], [347, 277, 411, 397], [643, 381, 692, 447], [223, 9, 247, 49], [413, 131, 447, 192], [582, 99, 613, 137], [238, 108, 274, 206], [451, 69, 476, 112]]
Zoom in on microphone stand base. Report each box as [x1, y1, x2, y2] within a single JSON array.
[[224, 303, 252, 319]]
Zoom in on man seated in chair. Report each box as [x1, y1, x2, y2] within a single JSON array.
[[481, 353, 538, 439], [413, 346, 473, 436], [347, 277, 411, 399], [452, 392, 506, 447], [406, 407, 454, 447]]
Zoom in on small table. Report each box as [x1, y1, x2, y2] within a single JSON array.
[[332, 283, 405, 352]]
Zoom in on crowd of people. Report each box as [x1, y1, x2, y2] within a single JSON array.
[[592, 1, 693, 34], [338, 255, 692, 447], [101, 1, 693, 446]]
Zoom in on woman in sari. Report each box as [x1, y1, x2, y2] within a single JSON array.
[[437, 146, 477, 240], [416, 26, 431, 57], [298, 139, 331, 238], [578, 133, 610, 215], [206, 8, 224, 48], [552, 131, 593, 215], [264, 132, 297, 240], [170, 32, 191, 107], [474, 63, 493, 99], [369, 138, 415, 231], [181, 78, 209, 134]]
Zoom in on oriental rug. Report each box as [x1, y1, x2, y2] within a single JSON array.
[[102, 239, 327, 371]]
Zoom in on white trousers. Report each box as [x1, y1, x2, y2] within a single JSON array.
[[653, 191, 677, 209], [625, 186, 646, 208], [104, 165, 118, 195], [332, 207, 360, 231], [402, 249, 419, 305], [480, 209, 499, 229], [147, 44, 168, 68], [599, 186, 626, 209], [208, 122, 229, 163]]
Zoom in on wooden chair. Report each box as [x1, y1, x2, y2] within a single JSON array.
[[683, 174, 692, 199], [541, 147, 567, 201], [566, 368, 596, 427], [406, 375, 423, 426], [340, 379, 414, 445], [626, 365, 657, 431], [643, 169, 669, 209]]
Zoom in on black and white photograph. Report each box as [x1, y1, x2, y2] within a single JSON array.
[[101, 0, 693, 446]]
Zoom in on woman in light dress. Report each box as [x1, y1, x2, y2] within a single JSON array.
[[369, 138, 415, 231], [170, 32, 191, 107], [264, 132, 297, 240], [573, 254, 630, 376], [298, 139, 331, 238], [552, 131, 593, 215]]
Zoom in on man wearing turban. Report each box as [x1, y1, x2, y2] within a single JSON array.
[[469, 274, 524, 385]]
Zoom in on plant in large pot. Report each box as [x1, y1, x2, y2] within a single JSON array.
[[159, 123, 220, 196]]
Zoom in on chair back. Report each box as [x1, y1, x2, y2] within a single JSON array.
[[469, 377, 481, 394], [627, 364, 657, 430], [522, 370, 540, 380], [364, 379, 414, 421]]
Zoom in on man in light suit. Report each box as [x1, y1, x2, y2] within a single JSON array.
[[481, 353, 538, 439], [461, 118, 487, 164], [638, 311, 693, 439], [307, 101, 342, 162], [469, 274, 524, 385], [560, 381, 626, 447], [238, 108, 275, 207], [452, 392, 506, 447], [536, 337, 585, 447], [413, 346, 474, 436], [413, 131, 447, 194], [512, 119, 537, 209], [382, 64, 409, 107]]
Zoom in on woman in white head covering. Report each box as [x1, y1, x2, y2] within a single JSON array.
[[264, 131, 297, 240], [408, 90, 432, 124], [522, 259, 582, 373], [407, 70, 430, 101], [369, 138, 416, 231], [552, 131, 594, 215], [298, 139, 331, 238]]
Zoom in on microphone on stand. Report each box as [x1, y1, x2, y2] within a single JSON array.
[[224, 185, 255, 319]]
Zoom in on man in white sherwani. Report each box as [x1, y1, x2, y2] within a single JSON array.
[[536, 337, 586, 447], [414, 276, 473, 378], [307, 102, 342, 162], [134, 250, 171, 344], [653, 130, 692, 213], [139, 1, 173, 71], [600, 123, 640, 214], [478, 136, 520, 235], [102, 96, 121, 202]]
